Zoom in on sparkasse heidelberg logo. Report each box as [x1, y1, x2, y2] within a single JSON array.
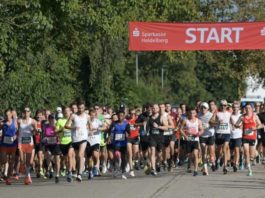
[[261, 27, 265, 36], [133, 27, 140, 37]]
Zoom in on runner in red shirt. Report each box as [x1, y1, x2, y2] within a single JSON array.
[[239, 103, 262, 176], [126, 108, 140, 177]]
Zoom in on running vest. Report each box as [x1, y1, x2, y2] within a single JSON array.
[[19, 118, 33, 145], [111, 120, 128, 147], [34, 121, 42, 144], [1, 119, 17, 146], [216, 111, 231, 134], [56, 118, 72, 145], [128, 117, 139, 138], [185, 118, 200, 142], [242, 113, 257, 140], [72, 113, 88, 143], [44, 124, 59, 145], [87, 119, 102, 146], [149, 115, 162, 135], [199, 111, 214, 137], [231, 113, 243, 139]]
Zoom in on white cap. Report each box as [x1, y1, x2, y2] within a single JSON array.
[[200, 102, 209, 109], [56, 107, 62, 112]]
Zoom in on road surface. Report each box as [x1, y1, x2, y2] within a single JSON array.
[[1, 164, 265, 198]]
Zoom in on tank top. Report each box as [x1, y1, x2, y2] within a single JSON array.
[[1, 119, 17, 146], [87, 119, 102, 146], [199, 111, 214, 137], [44, 124, 59, 145], [72, 113, 88, 143], [231, 113, 243, 139], [216, 111, 231, 134], [149, 115, 162, 135], [128, 117, 139, 138], [242, 113, 257, 140], [19, 118, 33, 145], [34, 121, 42, 144], [185, 118, 199, 141]]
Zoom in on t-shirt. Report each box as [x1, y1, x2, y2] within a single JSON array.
[[56, 118, 72, 145]]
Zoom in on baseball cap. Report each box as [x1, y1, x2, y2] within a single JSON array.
[[200, 102, 209, 109], [24, 107, 31, 112], [56, 107, 62, 112]]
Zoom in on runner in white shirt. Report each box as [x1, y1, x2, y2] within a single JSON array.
[[230, 102, 243, 172], [212, 100, 232, 174], [180, 107, 204, 176], [65, 101, 89, 182], [87, 109, 106, 179], [199, 102, 215, 176], [18, 107, 37, 185]]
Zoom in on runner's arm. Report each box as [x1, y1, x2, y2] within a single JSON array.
[[198, 120, 204, 136], [255, 115, 263, 130], [180, 120, 187, 139], [64, 114, 74, 130]]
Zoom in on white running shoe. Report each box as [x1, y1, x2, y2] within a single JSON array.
[[129, 170, 135, 177], [121, 174, 127, 180]]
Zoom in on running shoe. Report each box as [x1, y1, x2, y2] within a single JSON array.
[[5, 179, 12, 185], [72, 171, 78, 178], [151, 169, 158, 176], [76, 174, 82, 182], [223, 167, 228, 175], [60, 169, 66, 177], [193, 171, 198, 176], [55, 176, 59, 183], [129, 170, 135, 177], [67, 173, 72, 183], [247, 170, 253, 176], [233, 165, 238, 172], [24, 176, 32, 185], [121, 174, 127, 180]]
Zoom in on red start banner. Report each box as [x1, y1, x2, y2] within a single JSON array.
[[129, 21, 265, 51]]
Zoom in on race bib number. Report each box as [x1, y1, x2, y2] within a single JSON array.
[[76, 129, 85, 138], [63, 131, 72, 137], [219, 123, 228, 130], [22, 137, 31, 144], [3, 136, 14, 144], [47, 137, 57, 144], [130, 125, 136, 130], [151, 129, 160, 135], [188, 127, 197, 135], [244, 129, 254, 136], [187, 136, 196, 141], [202, 122, 209, 129], [115, 134, 125, 141]]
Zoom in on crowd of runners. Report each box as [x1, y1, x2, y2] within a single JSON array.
[[0, 99, 265, 185]]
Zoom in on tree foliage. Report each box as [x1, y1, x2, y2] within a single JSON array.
[[0, 0, 264, 112]]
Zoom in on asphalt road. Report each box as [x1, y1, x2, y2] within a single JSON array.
[[1, 164, 265, 198]]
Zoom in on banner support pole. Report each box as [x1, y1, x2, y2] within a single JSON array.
[[136, 53, 139, 85]]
